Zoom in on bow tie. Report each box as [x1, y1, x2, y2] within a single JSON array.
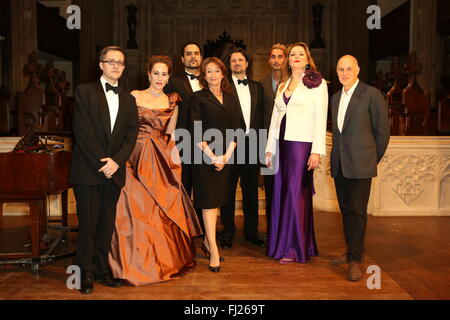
[[237, 79, 249, 86], [105, 82, 119, 94], [187, 73, 198, 80]]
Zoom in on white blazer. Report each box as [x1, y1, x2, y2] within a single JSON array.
[[265, 76, 329, 156]]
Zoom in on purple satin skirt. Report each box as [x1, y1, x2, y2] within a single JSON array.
[[267, 115, 319, 263]]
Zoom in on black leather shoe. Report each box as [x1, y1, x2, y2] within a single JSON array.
[[220, 236, 233, 250], [94, 275, 124, 288], [246, 236, 267, 248], [79, 276, 94, 294]]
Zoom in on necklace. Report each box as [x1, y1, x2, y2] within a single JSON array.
[[210, 88, 222, 97], [147, 89, 163, 97]]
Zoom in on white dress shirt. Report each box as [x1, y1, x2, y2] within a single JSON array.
[[186, 72, 202, 92], [266, 76, 329, 156], [232, 75, 251, 134], [337, 79, 359, 133], [100, 76, 119, 133]]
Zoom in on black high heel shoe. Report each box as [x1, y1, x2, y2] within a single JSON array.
[[201, 244, 224, 262], [207, 248, 221, 273], [209, 265, 221, 273]]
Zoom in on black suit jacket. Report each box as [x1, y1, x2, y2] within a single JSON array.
[[189, 89, 240, 155], [228, 78, 264, 164], [260, 74, 276, 131], [69, 80, 139, 187], [229, 78, 264, 132], [165, 72, 195, 130], [330, 81, 390, 179], [189, 89, 240, 151]]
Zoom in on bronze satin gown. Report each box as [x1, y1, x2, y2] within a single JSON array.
[[109, 94, 202, 286]]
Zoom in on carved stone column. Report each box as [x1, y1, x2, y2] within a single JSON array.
[[410, 0, 438, 107], [298, 0, 312, 45], [122, 49, 140, 92], [310, 0, 336, 83], [114, 0, 150, 90], [311, 48, 326, 75], [253, 48, 270, 81], [73, 0, 96, 84], [335, 0, 372, 87], [310, 1, 327, 78]]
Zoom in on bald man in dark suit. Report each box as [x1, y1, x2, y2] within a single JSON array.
[[330, 55, 390, 281]]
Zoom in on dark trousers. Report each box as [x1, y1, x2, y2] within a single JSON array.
[[263, 174, 273, 235], [181, 162, 204, 233], [220, 163, 260, 239], [334, 163, 372, 263], [73, 180, 121, 278]]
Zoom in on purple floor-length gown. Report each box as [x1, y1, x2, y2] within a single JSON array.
[[267, 93, 319, 263]]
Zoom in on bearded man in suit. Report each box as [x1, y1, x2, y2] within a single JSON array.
[[219, 48, 266, 249], [165, 42, 204, 228]]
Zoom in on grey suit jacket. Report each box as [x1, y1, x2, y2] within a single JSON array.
[[330, 81, 390, 179]]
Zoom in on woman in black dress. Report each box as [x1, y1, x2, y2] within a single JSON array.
[[189, 57, 240, 272]]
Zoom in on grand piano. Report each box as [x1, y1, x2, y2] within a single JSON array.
[[0, 52, 74, 271], [0, 147, 72, 271]]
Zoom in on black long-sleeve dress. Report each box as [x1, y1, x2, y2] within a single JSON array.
[[189, 89, 240, 209]]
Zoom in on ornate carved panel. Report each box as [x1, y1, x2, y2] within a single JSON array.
[[274, 17, 298, 46], [151, 17, 174, 54], [252, 17, 273, 51], [175, 18, 202, 52], [114, 0, 334, 88], [313, 134, 450, 216]]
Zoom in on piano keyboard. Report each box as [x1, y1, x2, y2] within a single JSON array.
[[0, 137, 21, 153]]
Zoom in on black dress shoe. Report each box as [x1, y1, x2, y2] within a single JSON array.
[[246, 236, 267, 248], [220, 237, 233, 250], [79, 276, 94, 294], [94, 275, 124, 288]]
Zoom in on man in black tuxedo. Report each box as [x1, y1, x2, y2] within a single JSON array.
[[165, 42, 202, 188], [219, 48, 266, 249], [259, 43, 286, 237], [165, 42, 204, 228], [330, 55, 390, 281], [70, 46, 139, 294], [166, 42, 203, 134]]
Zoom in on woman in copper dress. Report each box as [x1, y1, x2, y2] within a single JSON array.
[[108, 56, 202, 286]]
